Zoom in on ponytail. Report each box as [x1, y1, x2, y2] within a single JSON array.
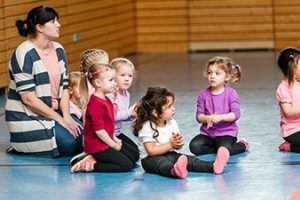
[[15, 20, 29, 37], [230, 63, 242, 83]]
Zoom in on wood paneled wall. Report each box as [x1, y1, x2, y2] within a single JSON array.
[[136, 0, 300, 52], [63, 0, 136, 71], [135, 0, 188, 52], [273, 0, 300, 49], [0, 0, 300, 89], [188, 0, 274, 51], [0, 1, 8, 88], [0, 0, 136, 89]]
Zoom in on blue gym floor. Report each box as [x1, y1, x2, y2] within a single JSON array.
[[1, 51, 300, 200]]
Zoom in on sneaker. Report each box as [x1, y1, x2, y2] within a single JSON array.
[[238, 138, 250, 151], [70, 155, 96, 173], [213, 147, 230, 175], [279, 141, 291, 152], [70, 151, 87, 166], [172, 155, 188, 179]]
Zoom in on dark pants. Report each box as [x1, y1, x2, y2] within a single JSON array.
[[284, 131, 300, 153], [54, 116, 83, 157], [141, 151, 213, 178], [92, 147, 134, 172], [117, 133, 140, 163], [189, 134, 246, 155]]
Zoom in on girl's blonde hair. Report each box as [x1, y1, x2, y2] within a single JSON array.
[[79, 49, 109, 73], [205, 56, 242, 83], [69, 71, 81, 89], [87, 63, 114, 87], [69, 71, 82, 106], [110, 57, 137, 78], [79, 49, 109, 109], [80, 63, 114, 109]]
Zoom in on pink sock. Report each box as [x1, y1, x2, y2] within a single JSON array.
[[279, 141, 291, 151], [213, 147, 230, 174], [238, 138, 250, 151], [172, 155, 188, 179]]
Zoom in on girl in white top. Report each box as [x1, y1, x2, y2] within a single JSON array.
[[132, 86, 230, 179]]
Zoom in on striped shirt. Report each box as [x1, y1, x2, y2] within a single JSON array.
[[5, 40, 68, 157]]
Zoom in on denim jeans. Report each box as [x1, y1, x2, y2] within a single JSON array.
[[54, 116, 83, 157]]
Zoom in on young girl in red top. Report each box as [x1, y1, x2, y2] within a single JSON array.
[[71, 63, 135, 173]]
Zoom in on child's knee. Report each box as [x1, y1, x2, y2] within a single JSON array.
[[120, 160, 134, 172]]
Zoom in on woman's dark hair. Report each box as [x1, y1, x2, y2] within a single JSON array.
[[15, 6, 59, 38], [277, 47, 300, 85], [132, 86, 175, 137]]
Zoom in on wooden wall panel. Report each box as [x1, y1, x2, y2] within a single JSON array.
[[64, 0, 136, 72], [136, 0, 188, 52], [189, 0, 274, 51], [273, 0, 300, 49], [0, 1, 8, 88]]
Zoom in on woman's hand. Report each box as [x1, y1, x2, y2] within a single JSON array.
[[63, 115, 82, 138]]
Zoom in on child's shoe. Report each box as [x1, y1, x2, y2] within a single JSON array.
[[70, 155, 96, 173], [213, 147, 230, 175], [70, 151, 87, 166], [172, 155, 188, 179], [279, 141, 291, 152], [238, 138, 250, 151]]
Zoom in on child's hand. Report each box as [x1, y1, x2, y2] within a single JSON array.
[[110, 87, 119, 113], [114, 137, 122, 145], [112, 86, 119, 96], [210, 114, 223, 123], [205, 116, 214, 129], [206, 114, 223, 128], [112, 142, 122, 151], [170, 132, 184, 149], [129, 102, 137, 117]]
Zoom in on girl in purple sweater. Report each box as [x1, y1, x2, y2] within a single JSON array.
[[189, 56, 249, 156]]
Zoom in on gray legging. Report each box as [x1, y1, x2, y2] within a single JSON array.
[[189, 134, 246, 155]]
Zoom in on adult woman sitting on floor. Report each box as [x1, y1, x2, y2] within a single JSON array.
[[5, 6, 82, 157]]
